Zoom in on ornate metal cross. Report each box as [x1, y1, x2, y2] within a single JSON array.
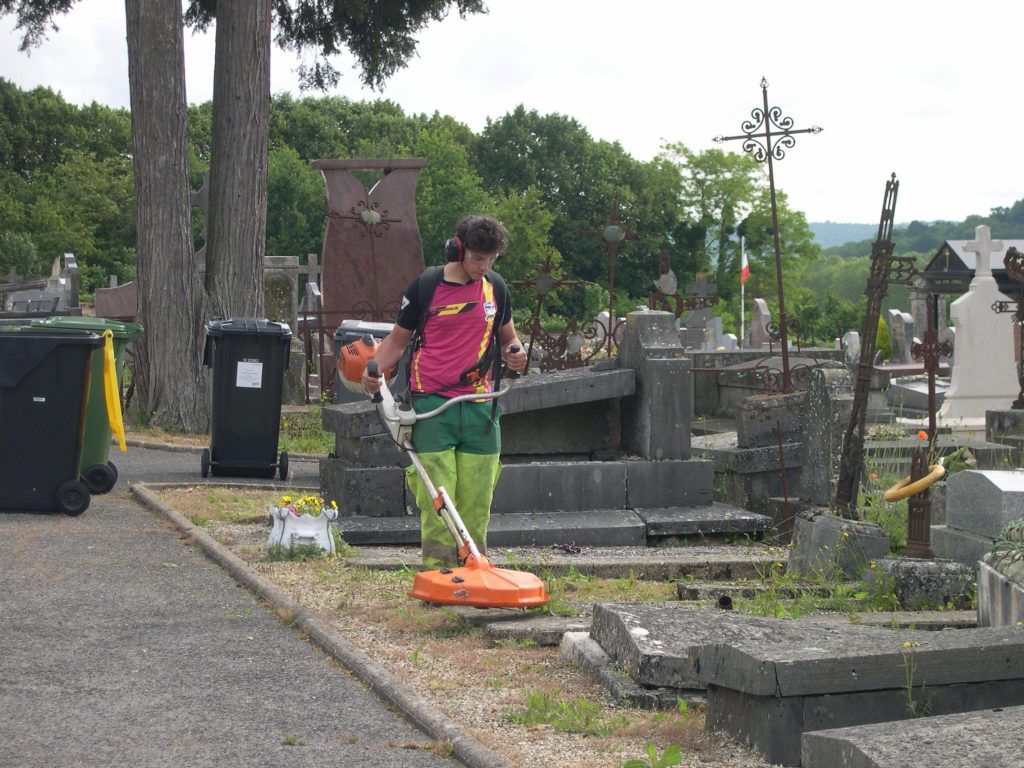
[[993, 246, 1024, 409], [714, 78, 821, 393], [510, 254, 588, 373]]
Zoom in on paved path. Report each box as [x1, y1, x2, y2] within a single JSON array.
[[0, 444, 470, 768]]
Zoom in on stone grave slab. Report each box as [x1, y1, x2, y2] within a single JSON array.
[[690, 615, 1024, 765], [946, 469, 1024, 539], [801, 705, 1024, 768]]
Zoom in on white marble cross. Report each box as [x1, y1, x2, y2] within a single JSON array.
[[964, 224, 1004, 278]]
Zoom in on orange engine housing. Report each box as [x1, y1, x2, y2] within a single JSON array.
[[337, 334, 396, 394]]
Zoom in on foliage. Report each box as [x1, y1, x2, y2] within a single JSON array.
[[507, 689, 627, 736], [274, 493, 337, 517], [622, 742, 682, 768], [185, 1, 486, 92]]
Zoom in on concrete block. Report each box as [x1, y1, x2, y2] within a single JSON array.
[[619, 311, 693, 460], [487, 510, 645, 547], [637, 504, 771, 538], [736, 390, 806, 449], [946, 469, 1024, 539], [862, 556, 975, 611], [502, 399, 620, 455], [332, 432, 409, 467], [788, 509, 890, 579], [931, 524, 994, 568], [321, 399, 382, 439], [801, 705, 1024, 768], [930, 479, 947, 525], [335, 515, 419, 545], [625, 459, 714, 508], [977, 559, 1024, 627], [319, 460, 408, 517], [492, 462, 627, 513], [986, 408, 1024, 440], [499, 365, 635, 414], [589, 602, 712, 689]]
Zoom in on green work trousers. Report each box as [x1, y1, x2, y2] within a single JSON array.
[[405, 395, 502, 568]]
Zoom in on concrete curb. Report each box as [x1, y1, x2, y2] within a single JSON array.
[[121, 437, 322, 462], [131, 482, 509, 768]]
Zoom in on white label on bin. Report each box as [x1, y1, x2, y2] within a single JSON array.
[[33, 397, 45, 402], [236, 360, 263, 388]]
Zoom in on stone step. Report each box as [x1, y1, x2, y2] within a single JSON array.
[[801, 705, 1024, 768], [334, 503, 772, 548]]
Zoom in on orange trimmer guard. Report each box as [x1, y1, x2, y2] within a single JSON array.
[[409, 554, 550, 608]]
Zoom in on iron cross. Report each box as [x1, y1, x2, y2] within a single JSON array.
[[714, 78, 821, 393]]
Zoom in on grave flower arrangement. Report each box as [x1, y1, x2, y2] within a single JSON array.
[[267, 494, 340, 555], [276, 494, 338, 518]]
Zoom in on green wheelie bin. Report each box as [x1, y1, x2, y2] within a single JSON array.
[[27, 316, 143, 493]]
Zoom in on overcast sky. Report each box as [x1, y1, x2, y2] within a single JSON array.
[[2, 0, 1021, 225]]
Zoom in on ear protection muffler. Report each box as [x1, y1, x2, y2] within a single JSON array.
[[444, 235, 464, 263]]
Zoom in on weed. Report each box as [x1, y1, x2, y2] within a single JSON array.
[[281, 733, 307, 746], [899, 640, 934, 718], [266, 543, 331, 562], [508, 690, 626, 736], [622, 741, 682, 768]]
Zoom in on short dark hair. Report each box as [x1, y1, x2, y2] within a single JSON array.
[[456, 215, 508, 255]]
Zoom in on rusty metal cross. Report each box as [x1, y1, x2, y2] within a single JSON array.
[[993, 246, 1024, 409], [714, 78, 821, 393]]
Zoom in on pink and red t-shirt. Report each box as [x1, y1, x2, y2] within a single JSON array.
[[395, 273, 511, 397]]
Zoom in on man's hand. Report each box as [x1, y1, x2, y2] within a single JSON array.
[[361, 365, 382, 394], [503, 342, 527, 373]]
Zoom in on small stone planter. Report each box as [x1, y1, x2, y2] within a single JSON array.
[[267, 505, 339, 555], [978, 558, 1024, 627]]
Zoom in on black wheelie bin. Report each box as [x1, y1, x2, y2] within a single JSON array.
[[202, 318, 291, 480], [0, 328, 103, 515]]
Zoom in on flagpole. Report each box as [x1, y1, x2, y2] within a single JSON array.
[[740, 236, 746, 348]]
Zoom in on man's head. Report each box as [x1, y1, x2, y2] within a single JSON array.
[[446, 215, 509, 280]]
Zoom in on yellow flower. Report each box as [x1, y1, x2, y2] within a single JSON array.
[[903, 641, 912, 648]]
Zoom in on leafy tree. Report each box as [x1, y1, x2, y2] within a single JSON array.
[[0, 230, 39, 277], [661, 143, 762, 283], [266, 146, 326, 258]]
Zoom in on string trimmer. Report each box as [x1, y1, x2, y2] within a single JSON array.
[[365, 352, 549, 609]]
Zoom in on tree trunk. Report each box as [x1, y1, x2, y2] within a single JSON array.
[[204, 0, 271, 319], [126, 0, 209, 432]]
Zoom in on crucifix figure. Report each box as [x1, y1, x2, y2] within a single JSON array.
[[714, 78, 821, 393]]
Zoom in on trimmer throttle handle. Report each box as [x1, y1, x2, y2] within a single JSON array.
[[365, 359, 382, 403], [506, 344, 522, 379]]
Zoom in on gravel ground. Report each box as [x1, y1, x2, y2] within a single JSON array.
[[153, 489, 781, 768]]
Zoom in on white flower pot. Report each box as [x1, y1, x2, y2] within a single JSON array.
[[267, 505, 339, 555]]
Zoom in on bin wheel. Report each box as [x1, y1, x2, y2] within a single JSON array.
[[107, 461, 119, 485], [279, 451, 289, 481], [83, 463, 117, 494], [56, 480, 91, 516], [201, 448, 211, 479]]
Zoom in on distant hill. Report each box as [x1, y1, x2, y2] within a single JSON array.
[[809, 222, 877, 248]]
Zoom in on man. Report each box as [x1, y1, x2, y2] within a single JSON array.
[[362, 215, 527, 567]]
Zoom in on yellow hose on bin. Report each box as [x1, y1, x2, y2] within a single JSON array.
[[102, 329, 127, 452]]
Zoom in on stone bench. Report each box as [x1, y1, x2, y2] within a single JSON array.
[[587, 602, 1024, 766]]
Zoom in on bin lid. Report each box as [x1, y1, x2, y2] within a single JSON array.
[[205, 317, 292, 339], [0, 329, 102, 388], [29, 315, 144, 340], [334, 319, 395, 342]]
